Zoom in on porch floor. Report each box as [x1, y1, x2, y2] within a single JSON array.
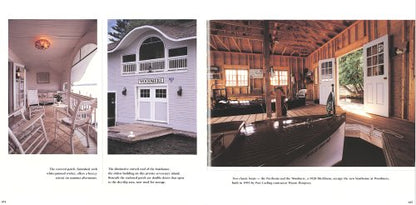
[[41, 105, 97, 154], [209, 102, 415, 166], [108, 123, 173, 143]]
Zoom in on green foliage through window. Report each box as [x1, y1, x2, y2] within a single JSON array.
[[339, 49, 363, 96]]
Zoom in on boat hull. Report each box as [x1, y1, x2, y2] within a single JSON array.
[[289, 122, 345, 166], [210, 113, 346, 166]]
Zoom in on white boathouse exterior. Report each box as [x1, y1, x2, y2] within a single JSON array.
[[108, 22, 197, 134]]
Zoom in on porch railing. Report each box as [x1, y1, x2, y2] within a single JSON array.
[[138, 58, 165, 73], [168, 56, 187, 71], [122, 62, 137, 75], [121, 56, 188, 75], [66, 92, 98, 142]]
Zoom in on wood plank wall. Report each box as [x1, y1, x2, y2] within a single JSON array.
[[209, 51, 306, 99], [306, 20, 415, 122]]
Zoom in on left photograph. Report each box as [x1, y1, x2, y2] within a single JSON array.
[[8, 19, 98, 154]]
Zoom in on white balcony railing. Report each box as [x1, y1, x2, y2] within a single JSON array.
[[138, 58, 165, 73], [122, 62, 137, 74], [168, 56, 187, 71], [121, 56, 188, 75]]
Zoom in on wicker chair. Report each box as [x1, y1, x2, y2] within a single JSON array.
[[54, 98, 96, 154], [8, 108, 48, 154]]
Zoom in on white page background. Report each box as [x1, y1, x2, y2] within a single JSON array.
[[0, 0, 415, 204]]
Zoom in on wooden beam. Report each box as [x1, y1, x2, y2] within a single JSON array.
[[211, 20, 264, 30], [209, 36, 217, 50], [306, 20, 362, 58], [401, 21, 408, 119], [272, 42, 277, 54], [263, 20, 272, 118], [211, 36, 219, 50], [211, 50, 305, 59], [231, 37, 241, 52], [408, 21, 415, 122], [274, 21, 345, 34], [282, 47, 287, 55], [214, 35, 230, 51], [247, 38, 253, 53]]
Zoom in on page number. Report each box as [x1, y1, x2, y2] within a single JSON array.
[[408, 200, 413, 204], [1, 200, 6, 204]]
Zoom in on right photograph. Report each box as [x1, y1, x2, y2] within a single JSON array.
[[208, 20, 415, 167]]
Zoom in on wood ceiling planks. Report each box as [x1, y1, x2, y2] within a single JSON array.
[[209, 20, 355, 57]]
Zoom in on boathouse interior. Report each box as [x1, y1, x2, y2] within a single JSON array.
[[208, 20, 415, 166]]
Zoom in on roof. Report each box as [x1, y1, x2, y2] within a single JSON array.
[[108, 21, 196, 53]]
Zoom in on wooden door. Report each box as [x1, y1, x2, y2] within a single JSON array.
[[319, 58, 335, 105], [363, 35, 389, 117]]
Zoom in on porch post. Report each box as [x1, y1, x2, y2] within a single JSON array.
[[263, 20, 272, 118]]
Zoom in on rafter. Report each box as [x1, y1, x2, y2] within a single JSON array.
[[214, 35, 230, 51], [281, 47, 287, 55], [209, 37, 217, 50], [210, 36, 219, 50], [210, 20, 264, 30], [272, 42, 277, 54], [209, 20, 356, 57], [210, 29, 263, 41], [247, 38, 253, 53], [211, 50, 305, 59], [231, 37, 241, 52], [290, 50, 297, 56]]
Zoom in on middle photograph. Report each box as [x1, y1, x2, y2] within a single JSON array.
[[107, 19, 197, 154]]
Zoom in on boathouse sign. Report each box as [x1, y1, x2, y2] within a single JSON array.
[[138, 77, 164, 84]]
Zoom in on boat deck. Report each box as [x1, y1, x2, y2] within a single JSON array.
[[209, 102, 415, 166]]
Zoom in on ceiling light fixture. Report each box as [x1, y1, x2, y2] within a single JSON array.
[[35, 39, 51, 50]]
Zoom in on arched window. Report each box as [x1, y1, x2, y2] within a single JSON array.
[[139, 37, 164, 60]]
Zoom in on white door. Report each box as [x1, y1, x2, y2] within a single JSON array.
[[363, 35, 389, 117], [319, 58, 335, 105], [137, 86, 168, 122]]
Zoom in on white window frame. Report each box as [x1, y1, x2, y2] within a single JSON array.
[[320, 60, 334, 82], [270, 69, 288, 86], [225, 69, 248, 87], [167, 45, 188, 71]]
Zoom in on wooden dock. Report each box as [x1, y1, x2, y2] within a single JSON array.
[[108, 123, 173, 143], [209, 103, 415, 166], [209, 104, 332, 124]]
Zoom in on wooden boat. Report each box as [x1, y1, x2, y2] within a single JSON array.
[[210, 87, 306, 117], [210, 113, 346, 166]]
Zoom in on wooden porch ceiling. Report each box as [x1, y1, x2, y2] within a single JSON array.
[[210, 20, 356, 57]]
